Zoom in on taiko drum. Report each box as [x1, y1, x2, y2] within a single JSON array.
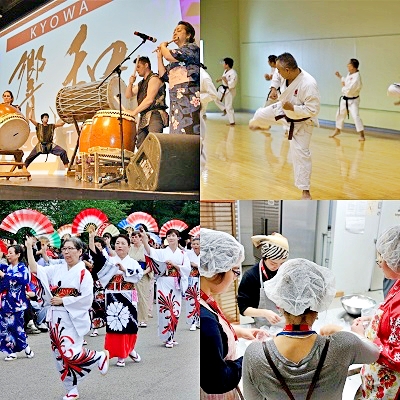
[[89, 110, 136, 152], [0, 103, 30, 151], [79, 119, 92, 153]]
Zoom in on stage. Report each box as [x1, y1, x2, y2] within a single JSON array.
[[0, 174, 199, 200]]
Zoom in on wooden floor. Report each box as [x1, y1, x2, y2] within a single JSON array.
[[0, 174, 199, 200], [201, 112, 400, 200]]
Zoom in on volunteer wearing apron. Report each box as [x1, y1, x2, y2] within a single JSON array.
[[237, 233, 289, 328]]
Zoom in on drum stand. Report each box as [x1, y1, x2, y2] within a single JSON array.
[[66, 117, 81, 175], [97, 39, 147, 188]]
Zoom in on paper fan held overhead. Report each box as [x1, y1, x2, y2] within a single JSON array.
[[33, 230, 62, 249], [126, 212, 159, 233], [0, 209, 54, 236], [188, 225, 200, 238], [117, 219, 135, 233], [159, 219, 188, 237], [57, 224, 74, 240], [97, 223, 120, 237], [71, 208, 108, 234]]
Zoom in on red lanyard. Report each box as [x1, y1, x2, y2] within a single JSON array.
[[260, 260, 269, 280], [200, 289, 238, 341]]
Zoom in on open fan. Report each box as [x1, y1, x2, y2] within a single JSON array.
[[147, 232, 162, 245], [0, 239, 7, 254], [117, 219, 135, 232], [126, 212, 159, 232], [0, 209, 54, 235], [71, 208, 108, 234], [33, 230, 62, 249], [57, 224, 74, 239], [188, 225, 200, 238], [97, 222, 120, 237], [159, 219, 188, 237]]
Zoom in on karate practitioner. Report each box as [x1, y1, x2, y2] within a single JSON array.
[[249, 52, 320, 200], [330, 58, 365, 141], [215, 57, 238, 126]]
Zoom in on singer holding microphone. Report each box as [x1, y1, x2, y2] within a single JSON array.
[[156, 21, 200, 135]]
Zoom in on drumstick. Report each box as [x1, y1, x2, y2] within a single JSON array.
[[113, 95, 127, 112], [132, 54, 140, 77], [152, 40, 174, 53]]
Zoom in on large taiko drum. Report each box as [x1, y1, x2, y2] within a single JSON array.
[[79, 119, 92, 153], [55, 75, 130, 124], [0, 103, 30, 151], [89, 110, 136, 152]]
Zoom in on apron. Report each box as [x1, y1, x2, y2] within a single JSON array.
[[254, 261, 285, 329], [200, 300, 243, 400]]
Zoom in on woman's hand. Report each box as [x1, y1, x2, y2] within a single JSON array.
[[50, 296, 63, 306], [351, 317, 369, 336], [264, 310, 282, 324], [0, 270, 5, 278], [116, 263, 126, 273], [233, 325, 264, 341], [25, 235, 34, 248]]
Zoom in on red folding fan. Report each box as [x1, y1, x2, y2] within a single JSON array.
[[159, 219, 188, 237], [57, 224, 74, 239], [0, 209, 54, 235], [96, 222, 120, 237], [71, 208, 108, 234], [0, 239, 7, 254], [188, 225, 200, 238], [126, 212, 159, 233]]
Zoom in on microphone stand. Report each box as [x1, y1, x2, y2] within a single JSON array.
[[97, 39, 147, 188]]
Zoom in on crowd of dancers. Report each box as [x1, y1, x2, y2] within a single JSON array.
[[0, 221, 200, 400]]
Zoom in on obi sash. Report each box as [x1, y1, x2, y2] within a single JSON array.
[[50, 287, 80, 298], [105, 274, 135, 291]]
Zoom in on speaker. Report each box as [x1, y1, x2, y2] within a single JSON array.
[[126, 133, 199, 191]]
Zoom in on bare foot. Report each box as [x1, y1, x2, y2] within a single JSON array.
[[359, 136, 365, 141], [227, 123, 235, 126], [302, 190, 312, 200], [221, 110, 227, 116], [329, 129, 341, 138], [394, 101, 400, 106]]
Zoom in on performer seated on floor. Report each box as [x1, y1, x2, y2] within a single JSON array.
[[25, 109, 69, 170]]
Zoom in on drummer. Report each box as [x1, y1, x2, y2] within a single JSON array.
[[124, 56, 168, 149], [2, 90, 21, 111], [24, 108, 69, 170], [237, 233, 289, 328]]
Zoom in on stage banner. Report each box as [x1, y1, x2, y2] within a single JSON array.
[[0, 0, 199, 174]]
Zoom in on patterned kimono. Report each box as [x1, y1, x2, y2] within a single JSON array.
[[0, 262, 30, 355], [97, 254, 143, 359], [34, 261, 102, 393], [185, 249, 200, 327], [145, 246, 190, 342], [357, 280, 400, 399], [163, 42, 200, 134]]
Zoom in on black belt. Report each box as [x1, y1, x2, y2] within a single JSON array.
[[340, 95, 359, 119], [217, 85, 229, 102], [275, 115, 310, 140]]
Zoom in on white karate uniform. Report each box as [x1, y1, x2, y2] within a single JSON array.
[[215, 68, 238, 124], [264, 68, 283, 106], [335, 71, 364, 132], [249, 68, 320, 191]]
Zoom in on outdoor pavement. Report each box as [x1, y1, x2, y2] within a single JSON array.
[[0, 300, 200, 400]]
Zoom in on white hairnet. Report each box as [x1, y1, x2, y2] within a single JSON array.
[[200, 228, 245, 278], [263, 258, 336, 316], [376, 225, 400, 272]]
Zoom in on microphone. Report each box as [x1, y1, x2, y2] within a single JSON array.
[[134, 31, 157, 43]]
